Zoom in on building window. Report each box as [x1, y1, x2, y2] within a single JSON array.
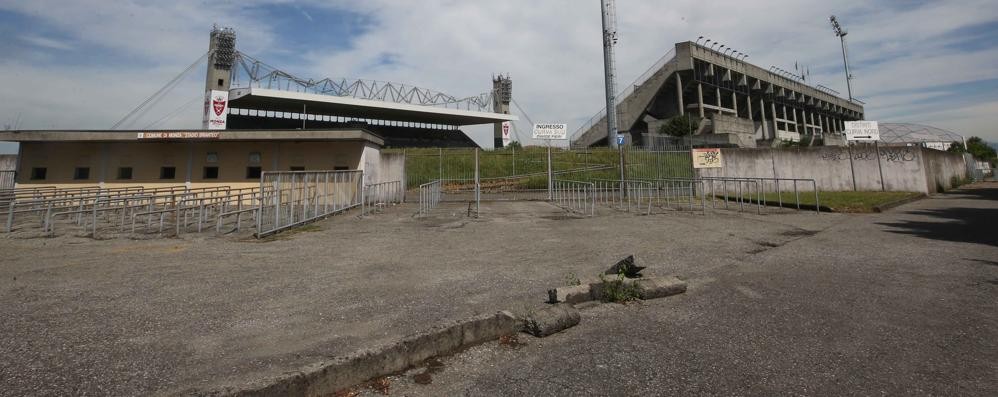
[[203, 166, 219, 179], [246, 166, 262, 179], [30, 167, 47, 180], [73, 167, 90, 180], [117, 167, 133, 180], [160, 166, 176, 180], [289, 166, 305, 171]]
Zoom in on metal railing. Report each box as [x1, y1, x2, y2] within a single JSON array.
[[418, 180, 442, 216], [593, 179, 653, 215], [636, 178, 708, 214], [701, 177, 819, 214], [256, 170, 363, 237], [552, 179, 595, 216], [362, 180, 404, 215]]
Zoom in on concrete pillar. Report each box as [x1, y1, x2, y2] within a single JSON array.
[[99, 143, 108, 188], [675, 73, 684, 116], [759, 98, 767, 139], [809, 112, 816, 136], [770, 101, 778, 140], [732, 92, 738, 117], [791, 106, 799, 134], [747, 95, 754, 122], [716, 87, 722, 113], [697, 83, 705, 118]]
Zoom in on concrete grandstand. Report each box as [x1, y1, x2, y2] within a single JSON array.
[[571, 41, 865, 148]]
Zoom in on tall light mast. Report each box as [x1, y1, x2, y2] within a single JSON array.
[[829, 16, 854, 101], [601, 0, 620, 148]]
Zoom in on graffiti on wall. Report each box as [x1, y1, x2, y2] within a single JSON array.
[[820, 146, 918, 162]]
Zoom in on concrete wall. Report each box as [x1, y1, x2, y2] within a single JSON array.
[[698, 145, 968, 193], [16, 141, 369, 189], [0, 154, 15, 171], [378, 152, 406, 185], [922, 148, 969, 193]]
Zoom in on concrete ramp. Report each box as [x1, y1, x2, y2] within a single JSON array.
[[572, 51, 680, 148]]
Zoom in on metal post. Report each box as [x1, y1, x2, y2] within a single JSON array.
[[874, 141, 886, 191], [474, 149, 480, 215], [547, 145, 553, 200], [600, 0, 619, 148]]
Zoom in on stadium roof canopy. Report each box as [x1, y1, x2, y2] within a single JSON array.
[[878, 123, 964, 144], [229, 88, 517, 126]]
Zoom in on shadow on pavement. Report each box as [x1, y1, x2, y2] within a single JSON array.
[[877, 185, 998, 248]]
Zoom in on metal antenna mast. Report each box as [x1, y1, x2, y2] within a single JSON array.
[[601, 0, 620, 148], [829, 16, 854, 101]]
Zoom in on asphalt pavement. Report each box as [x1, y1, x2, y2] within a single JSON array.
[[372, 182, 998, 396]]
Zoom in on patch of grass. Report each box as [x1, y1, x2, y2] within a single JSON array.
[[725, 191, 923, 213], [597, 271, 642, 303], [564, 272, 581, 286], [389, 147, 693, 189]]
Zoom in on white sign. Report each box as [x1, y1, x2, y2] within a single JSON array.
[[532, 123, 568, 140], [692, 148, 723, 168], [203, 89, 229, 130], [501, 121, 512, 146], [845, 121, 879, 141]]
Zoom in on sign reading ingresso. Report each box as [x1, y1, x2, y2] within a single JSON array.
[[692, 148, 723, 169], [845, 120, 880, 141], [137, 132, 221, 139], [532, 123, 567, 140]]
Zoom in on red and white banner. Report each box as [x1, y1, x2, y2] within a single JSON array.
[[202, 90, 229, 130], [501, 121, 512, 146]]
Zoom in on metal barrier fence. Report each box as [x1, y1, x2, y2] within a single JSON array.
[[256, 170, 363, 237], [418, 180, 442, 216], [1, 185, 267, 237], [593, 179, 653, 215], [701, 177, 819, 214], [362, 180, 404, 215], [637, 178, 708, 214], [417, 179, 480, 217], [552, 179, 595, 216]]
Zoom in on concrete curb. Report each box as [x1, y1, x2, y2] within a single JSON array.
[[872, 193, 927, 213], [524, 304, 581, 337], [202, 311, 519, 397], [549, 276, 687, 304]]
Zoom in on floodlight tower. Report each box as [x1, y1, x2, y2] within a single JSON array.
[[829, 16, 854, 101], [600, 0, 620, 148], [492, 74, 512, 148], [203, 25, 236, 129]]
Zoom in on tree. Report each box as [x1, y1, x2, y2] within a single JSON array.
[[657, 115, 699, 137], [952, 137, 998, 165]]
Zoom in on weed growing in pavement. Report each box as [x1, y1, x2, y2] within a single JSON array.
[[598, 270, 642, 303], [565, 272, 581, 286]]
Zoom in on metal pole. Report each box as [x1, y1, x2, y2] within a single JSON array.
[[839, 35, 853, 101], [474, 148, 480, 216], [875, 141, 886, 191], [547, 145, 553, 200], [600, 0, 619, 148]]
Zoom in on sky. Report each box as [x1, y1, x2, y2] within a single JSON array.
[[1, 0, 997, 153]]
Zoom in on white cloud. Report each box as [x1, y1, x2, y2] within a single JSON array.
[[19, 34, 73, 50]]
